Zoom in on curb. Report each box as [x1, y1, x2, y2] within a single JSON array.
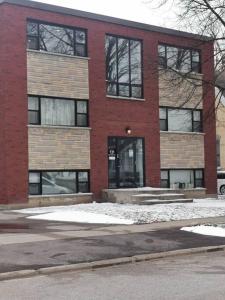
[[1, 244, 225, 281]]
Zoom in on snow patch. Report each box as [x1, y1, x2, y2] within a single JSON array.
[[181, 225, 225, 237], [28, 210, 134, 225]]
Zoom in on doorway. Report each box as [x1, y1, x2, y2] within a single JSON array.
[[108, 137, 145, 188]]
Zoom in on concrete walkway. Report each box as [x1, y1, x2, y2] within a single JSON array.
[[1, 210, 225, 274]]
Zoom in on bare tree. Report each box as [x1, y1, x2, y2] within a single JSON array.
[[146, 0, 225, 117]]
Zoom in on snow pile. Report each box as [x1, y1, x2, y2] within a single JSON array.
[[181, 225, 225, 237], [15, 198, 225, 224]]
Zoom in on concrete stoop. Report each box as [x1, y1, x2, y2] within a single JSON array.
[[102, 188, 197, 204]]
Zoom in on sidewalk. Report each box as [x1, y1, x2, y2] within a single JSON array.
[[1, 210, 225, 275]]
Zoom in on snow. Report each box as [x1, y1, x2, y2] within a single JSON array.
[[14, 197, 225, 225], [181, 225, 225, 237], [28, 211, 134, 225]]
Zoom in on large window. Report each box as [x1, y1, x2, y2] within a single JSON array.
[[161, 169, 204, 189], [27, 21, 87, 57], [158, 44, 201, 73], [28, 96, 88, 127], [105, 35, 143, 99], [160, 107, 202, 133], [29, 170, 90, 195]]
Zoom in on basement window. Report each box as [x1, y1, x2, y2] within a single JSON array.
[[29, 170, 90, 195], [160, 169, 204, 189]]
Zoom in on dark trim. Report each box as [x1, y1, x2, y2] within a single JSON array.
[[29, 170, 90, 195], [0, 0, 212, 41], [28, 95, 89, 127]]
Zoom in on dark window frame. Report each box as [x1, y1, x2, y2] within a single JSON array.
[[29, 170, 90, 195], [159, 106, 203, 133], [105, 33, 144, 99], [160, 169, 204, 188], [158, 43, 201, 74], [27, 19, 88, 57], [28, 95, 89, 127]]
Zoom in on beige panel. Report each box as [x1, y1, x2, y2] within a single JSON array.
[[29, 194, 92, 207], [27, 51, 89, 99], [160, 132, 205, 169], [29, 126, 90, 170], [217, 104, 225, 170], [159, 69, 203, 109]]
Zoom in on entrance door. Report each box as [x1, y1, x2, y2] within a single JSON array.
[[108, 137, 144, 188]]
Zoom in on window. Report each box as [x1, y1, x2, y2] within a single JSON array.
[[160, 169, 204, 189], [217, 136, 221, 168], [28, 96, 88, 127], [158, 44, 201, 73], [161, 170, 169, 188], [29, 170, 90, 195], [27, 21, 87, 57], [159, 107, 202, 133], [217, 172, 225, 180], [29, 172, 41, 195], [105, 35, 143, 98], [28, 96, 40, 125]]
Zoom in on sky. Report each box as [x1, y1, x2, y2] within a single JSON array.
[[31, 0, 182, 31]]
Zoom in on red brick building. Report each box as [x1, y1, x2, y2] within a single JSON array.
[[0, 0, 217, 205]]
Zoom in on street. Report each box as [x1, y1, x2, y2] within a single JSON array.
[[1, 251, 225, 300]]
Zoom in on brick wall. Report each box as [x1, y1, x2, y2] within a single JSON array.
[[27, 51, 89, 99], [160, 132, 205, 169], [0, 2, 217, 203], [28, 126, 90, 170]]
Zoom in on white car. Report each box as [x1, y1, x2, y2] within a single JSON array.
[[217, 171, 225, 194]]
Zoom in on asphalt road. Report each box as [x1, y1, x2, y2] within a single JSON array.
[[1, 251, 225, 300]]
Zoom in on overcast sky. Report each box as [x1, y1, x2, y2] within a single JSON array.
[[31, 0, 182, 30]]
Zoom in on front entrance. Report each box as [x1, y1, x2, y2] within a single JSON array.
[[108, 137, 145, 188]]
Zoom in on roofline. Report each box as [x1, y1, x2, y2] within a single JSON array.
[[0, 0, 212, 41]]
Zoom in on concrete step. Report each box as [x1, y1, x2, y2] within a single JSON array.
[[139, 199, 193, 205], [132, 193, 185, 202]]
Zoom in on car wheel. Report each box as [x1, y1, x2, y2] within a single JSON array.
[[220, 185, 225, 195]]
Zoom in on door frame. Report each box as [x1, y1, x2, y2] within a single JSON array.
[[108, 136, 146, 189]]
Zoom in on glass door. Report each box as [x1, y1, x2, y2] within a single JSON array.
[[108, 137, 144, 188]]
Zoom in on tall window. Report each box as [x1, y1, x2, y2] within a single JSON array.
[[28, 96, 88, 127], [159, 107, 202, 133], [29, 170, 90, 195], [158, 44, 201, 73], [105, 35, 143, 99], [27, 21, 87, 57]]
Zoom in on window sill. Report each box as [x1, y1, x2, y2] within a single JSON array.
[[160, 130, 205, 135], [28, 125, 91, 130], [29, 193, 93, 198], [27, 49, 90, 60], [106, 95, 146, 102]]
